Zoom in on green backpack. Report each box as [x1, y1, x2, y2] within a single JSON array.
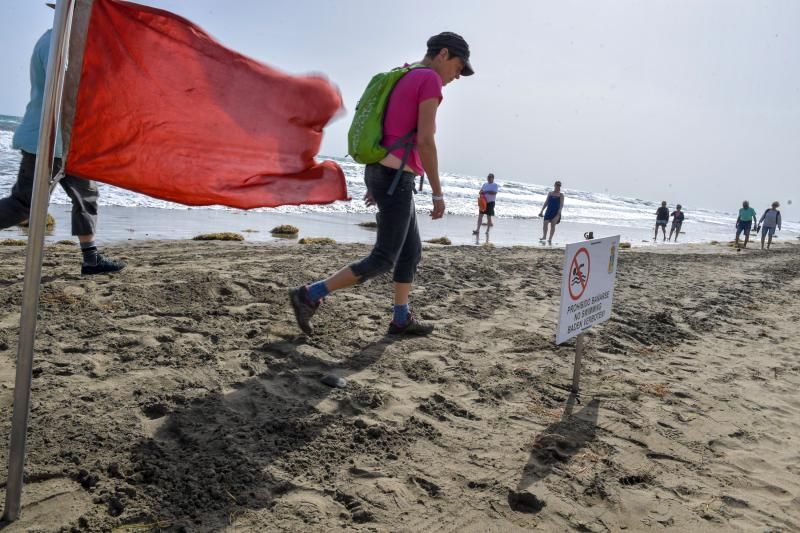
[[348, 64, 427, 194]]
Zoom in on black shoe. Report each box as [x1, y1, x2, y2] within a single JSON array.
[[81, 255, 126, 275], [289, 286, 319, 335], [387, 314, 434, 336]]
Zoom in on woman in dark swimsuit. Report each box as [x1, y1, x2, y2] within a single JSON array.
[[538, 180, 564, 245]]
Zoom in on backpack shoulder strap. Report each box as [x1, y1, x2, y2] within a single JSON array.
[[386, 131, 415, 196], [383, 63, 432, 195]]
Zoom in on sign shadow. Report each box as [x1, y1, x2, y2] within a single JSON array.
[[515, 395, 600, 494]]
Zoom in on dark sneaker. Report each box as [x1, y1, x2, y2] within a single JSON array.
[[81, 255, 126, 275], [289, 286, 319, 335], [388, 314, 434, 336]]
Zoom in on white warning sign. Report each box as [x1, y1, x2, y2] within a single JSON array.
[[556, 235, 620, 344]]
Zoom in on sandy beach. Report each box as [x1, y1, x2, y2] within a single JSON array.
[[0, 239, 798, 531]]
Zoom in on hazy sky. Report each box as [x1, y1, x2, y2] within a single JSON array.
[[1, 1, 797, 218]]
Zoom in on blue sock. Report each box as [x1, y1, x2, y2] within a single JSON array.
[[307, 281, 329, 303], [393, 304, 409, 325]]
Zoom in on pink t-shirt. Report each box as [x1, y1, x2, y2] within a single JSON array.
[[381, 67, 443, 175]]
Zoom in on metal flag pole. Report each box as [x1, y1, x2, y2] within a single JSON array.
[[571, 333, 585, 396], [3, 0, 75, 522]]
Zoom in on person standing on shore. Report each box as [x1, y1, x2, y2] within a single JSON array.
[[758, 201, 782, 250], [0, 24, 125, 275], [538, 180, 564, 245], [289, 32, 474, 336], [654, 201, 669, 241], [735, 200, 758, 249], [472, 173, 498, 236], [668, 204, 685, 242]]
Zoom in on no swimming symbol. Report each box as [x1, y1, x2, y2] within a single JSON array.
[[569, 247, 590, 301]]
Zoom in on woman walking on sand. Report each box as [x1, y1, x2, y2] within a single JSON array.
[[668, 204, 685, 242], [538, 180, 564, 245], [759, 201, 782, 250], [288, 32, 474, 336]]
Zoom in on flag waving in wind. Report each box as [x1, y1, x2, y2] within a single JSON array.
[[63, 0, 348, 208]]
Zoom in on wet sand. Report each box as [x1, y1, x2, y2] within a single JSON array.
[[0, 239, 798, 531], [2, 203, 772, 248]]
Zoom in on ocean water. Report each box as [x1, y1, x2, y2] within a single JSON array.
[[2, 113, 798, 245]]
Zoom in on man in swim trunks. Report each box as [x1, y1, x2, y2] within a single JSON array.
[[473, 173, 498, 236], [668, 204, 685, 242], [654, 201, 669, 241], [538, 180, 564, 245], [735, 200, 757, 249]]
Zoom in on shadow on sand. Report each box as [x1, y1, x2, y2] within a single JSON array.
[[123, 334, 415, 530], [509, 394, 600, 513]]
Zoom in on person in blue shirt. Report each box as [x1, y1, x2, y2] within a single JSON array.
[[734, 200, 757, 249], [0, 27, 124, 275]]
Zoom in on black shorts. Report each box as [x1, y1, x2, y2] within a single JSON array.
[[481, 201, 495, 217]]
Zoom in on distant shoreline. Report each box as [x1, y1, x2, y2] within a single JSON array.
[[2, 203, 797, 250]]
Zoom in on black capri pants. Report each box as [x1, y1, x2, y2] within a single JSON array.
[[350, 163, 421, 284]]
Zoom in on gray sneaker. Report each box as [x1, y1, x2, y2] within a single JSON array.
[[289, 286, 319, 335], [81, 255, 126, 275], [387, 314, 434, 336]]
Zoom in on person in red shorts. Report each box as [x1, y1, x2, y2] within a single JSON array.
[[473, 173, 498, 236]]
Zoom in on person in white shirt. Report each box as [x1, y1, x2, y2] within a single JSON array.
[[473, 173, 498, 235], [759, 201, 782, 250]]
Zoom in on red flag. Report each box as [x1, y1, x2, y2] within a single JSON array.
[[64, 0, 348, 208]]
